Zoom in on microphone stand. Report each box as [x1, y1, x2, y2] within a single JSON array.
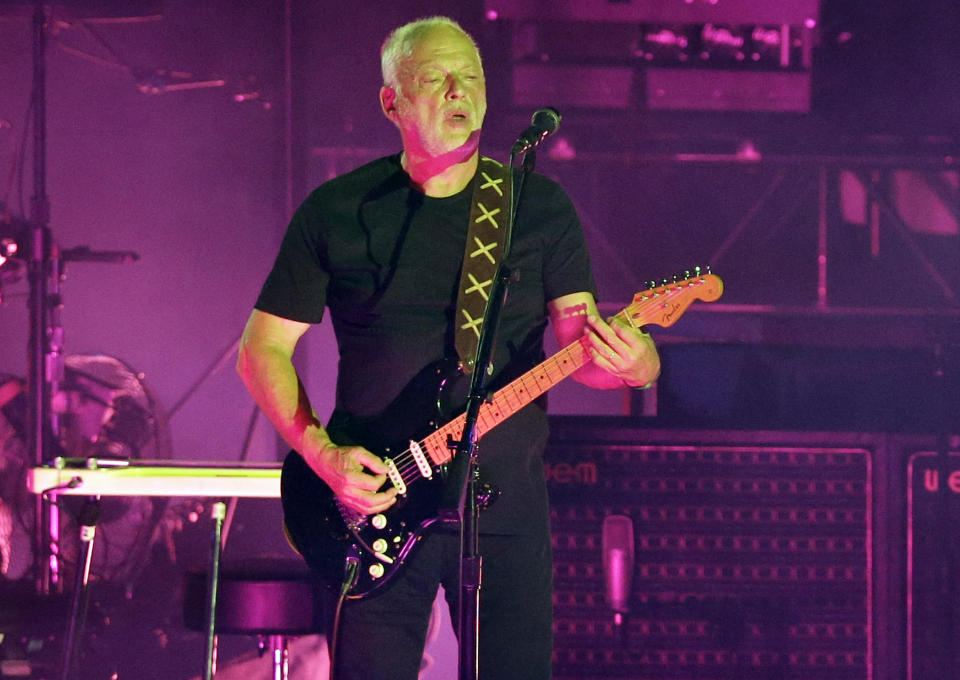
[[22, 3, 143, 599], [59, 496, 102, 680], [453, 147, 534, 680], [26, 0, 61, 598]]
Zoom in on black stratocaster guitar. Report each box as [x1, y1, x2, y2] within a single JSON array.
[[281, 271, 724, 598]]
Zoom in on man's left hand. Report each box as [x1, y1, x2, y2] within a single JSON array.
[[583, 314, 660, 388]]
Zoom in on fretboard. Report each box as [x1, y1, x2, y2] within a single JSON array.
[[392, 272, 723, 473], [420, 336, 591, 466]]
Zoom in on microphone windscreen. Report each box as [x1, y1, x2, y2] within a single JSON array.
[[530, 107, 561, 134], [602, 514, 635, 612]]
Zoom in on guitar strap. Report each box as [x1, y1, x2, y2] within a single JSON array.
[[454, 156, 513, 374]]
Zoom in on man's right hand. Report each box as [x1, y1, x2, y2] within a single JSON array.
[[236, 309, 398, 516], [303, 438, 399, 516]]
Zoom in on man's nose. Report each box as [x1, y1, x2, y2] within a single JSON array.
[[445, 74, 466, 99]]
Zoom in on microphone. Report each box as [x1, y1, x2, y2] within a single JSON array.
[[602, 514, 635, 627], [511, 107, 562, 155]]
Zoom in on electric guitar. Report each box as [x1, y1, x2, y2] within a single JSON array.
[[281, 271, 724, 598]]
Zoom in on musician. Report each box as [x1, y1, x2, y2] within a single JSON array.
[[237, 16, 659, 680]]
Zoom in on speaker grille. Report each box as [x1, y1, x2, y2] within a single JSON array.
[[906, 449, 960, 680], [547, 432, 872, 680]]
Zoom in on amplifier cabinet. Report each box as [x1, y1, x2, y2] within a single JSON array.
[[906, 448, 960, 680], [546, 422, 878, 680]]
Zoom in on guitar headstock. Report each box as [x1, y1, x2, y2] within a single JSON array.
[[622, 267, 724, 329]]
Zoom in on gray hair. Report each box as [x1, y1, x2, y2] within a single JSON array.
[[380, 16, 480, 89]]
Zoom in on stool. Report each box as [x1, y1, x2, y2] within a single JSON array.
[[184, 558, 326, 680]]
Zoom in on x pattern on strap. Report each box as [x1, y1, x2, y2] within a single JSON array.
[[454, 157, 511, 371], [480, 172, 504, 197], [460, 308, 483, 338], [465, 273, 492, 301], [470, 236, 498, 264], [474, 202, 501, 229]]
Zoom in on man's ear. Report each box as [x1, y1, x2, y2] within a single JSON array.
[[380, 85, 398, 123]]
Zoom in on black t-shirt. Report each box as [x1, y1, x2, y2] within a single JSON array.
[[256, 154, 596, 533]]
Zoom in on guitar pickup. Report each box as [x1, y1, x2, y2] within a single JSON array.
[[383, 458, 407, 495], [408, 440, 433, 479]]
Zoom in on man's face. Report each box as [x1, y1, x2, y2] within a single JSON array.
[[382, 26, 487, 158]]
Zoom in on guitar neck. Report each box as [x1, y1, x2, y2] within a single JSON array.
[[422, 335, 592, 466], [413, 272, 724, 467]]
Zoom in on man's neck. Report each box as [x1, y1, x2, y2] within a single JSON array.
[[401, 147, 479, 198]]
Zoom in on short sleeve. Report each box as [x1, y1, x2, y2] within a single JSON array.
[[254, 193, 330, 324], [536, 179, 598, 304]]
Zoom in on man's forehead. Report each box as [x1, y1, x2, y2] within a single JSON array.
[[402, 28, 482, 71]]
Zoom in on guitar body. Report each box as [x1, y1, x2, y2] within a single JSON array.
[[281, 446, 447, 599], [279, 271, 724, 599], [281, 359, 461, 598]]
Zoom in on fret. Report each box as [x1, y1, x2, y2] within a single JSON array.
[[426, 444, 444, 466], [519, 372, 542, 399], [477, 418, 493, 440], [446, 424, 464, 460], [544, 356, 567, 381], [479, 404, 498, 429], [511, 381, 530, 405], [536, 368, 553, 388], [529, 369, 550, 394], [527, 372, 545, 397], [493, 391, 519, 420], [478, 408, 497, 432], [500, 384, 522, 412], [427, 426, 452, 465]]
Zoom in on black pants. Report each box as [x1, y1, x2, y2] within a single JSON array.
[[329, 528, 553, 680]]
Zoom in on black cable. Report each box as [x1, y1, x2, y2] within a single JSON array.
[[40, 480, 119, 580], [328, 547, 360, 680], [7, 91, 34, 218], [41, 477, 83, 506]]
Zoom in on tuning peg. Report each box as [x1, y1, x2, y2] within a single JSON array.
[[647, 280, 657, 289], [684, 269, 691, 279]]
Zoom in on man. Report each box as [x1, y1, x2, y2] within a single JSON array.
[[237, 16, 659, 680]]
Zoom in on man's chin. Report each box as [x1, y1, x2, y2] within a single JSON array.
[[438, 129, 481, 156]]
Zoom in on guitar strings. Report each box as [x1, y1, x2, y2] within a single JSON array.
[[388, 341, 587, 487], [383, 277, 702, 490]]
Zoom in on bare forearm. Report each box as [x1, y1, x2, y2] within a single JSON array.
[[236, 309, 396, 515], [236, 342, 328, 455]]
